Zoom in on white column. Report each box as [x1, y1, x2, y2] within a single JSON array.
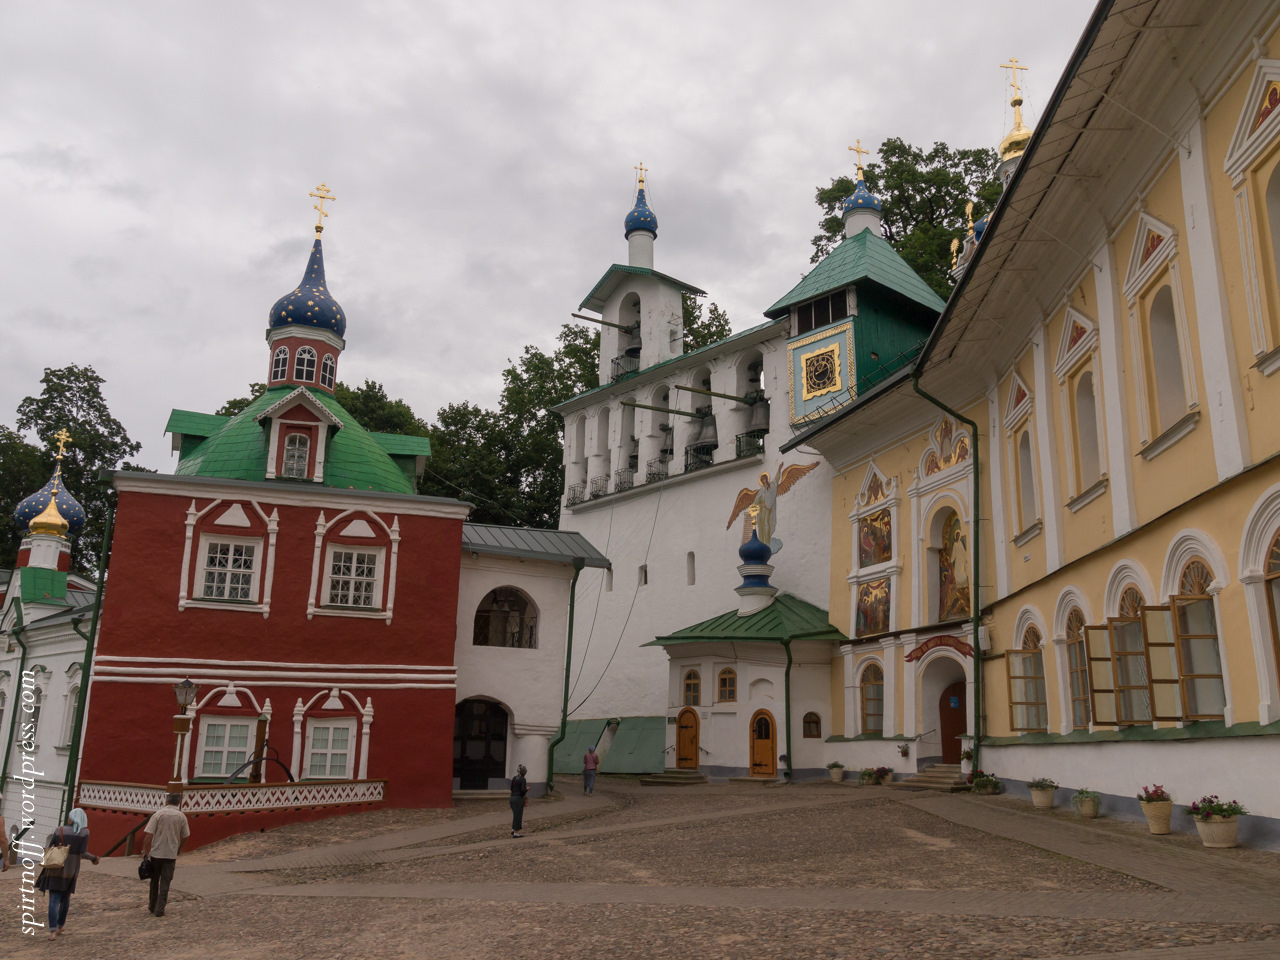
[[290, 698, 305, 780], [1031, 328, 1064, 571], [511, 723, 558, 795], [986, 387, 1010, 597], [883, 643, 899, 738], [1093, 241, 1138, 535], [358, 698, 374, 779]]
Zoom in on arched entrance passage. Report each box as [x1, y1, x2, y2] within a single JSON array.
[[676, 708, 699, 769], [453, 698, 508, 789], [919, 654, 967, 765], [749, 709, 777, 778]]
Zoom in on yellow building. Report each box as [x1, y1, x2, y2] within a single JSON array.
[[788, 0, 1280, 841]]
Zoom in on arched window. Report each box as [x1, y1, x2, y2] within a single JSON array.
[[294, 346, 317, 382], [717, 668, 736, 702], [271, 346, 289, 382], [1174, 558, 1225, 719], [1268, 530, 1280, 692], [802, 712, 821, 738], [1148, 285, 1186, 434], [683, 670, 700, 706], [472, 587, 537, 648], [1009, 625, 1048, 732], [1119, 585, 1145, 618], [1265, 164, 1280, 313], [61, 683, 81, 747], [1017, 430, 1037, 529], [860, 663, 884, 735], [935, 508, 971, 621], [320, 354, 336, 389], [282, 433, 310, 479], [1074, 371, 1101, 486], [1112, 586, 1150, 724], [1065, 607, 1090, 729]]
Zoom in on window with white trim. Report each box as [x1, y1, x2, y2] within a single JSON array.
[[1007, 626, 1048, 732], [60, 684, 80, 747], [305, 718, 356, 779], [201, 538, 258, 601], [294, 346, 317, 382], [1016, 429, 1037, 530], [198, 718, 252, 778], [282, 433, 310, 479], [326, 546, 383, 609], [271, 346, 289, 382], [1073, 371, 1101, 487], [320, 354, 336, 389], [1147, 285, 1187, 434]]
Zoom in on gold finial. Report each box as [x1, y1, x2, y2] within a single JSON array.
[[747, 503, 760, 528], [309, 183, 336, 235], [998, 59, 1033, 163], [848, 139, 870, 179], [950, 236, 961, 268], [53, 428, 72, 461], [634, 162, 648, 189], [965, 201, 975, 237], [1000, 58, 1028, 103]]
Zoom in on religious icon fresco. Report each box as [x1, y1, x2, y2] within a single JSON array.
[[937, 508, 972, 621], [857, 578, 891, 637], [858, 508, 892, 567]]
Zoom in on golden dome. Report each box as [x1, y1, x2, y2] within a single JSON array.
[[28, 484, 70, 538], [999, 96, 1032, 163]]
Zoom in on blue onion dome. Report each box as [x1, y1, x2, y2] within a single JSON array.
[[973, 213, 990, 242], [14, 466, 86, 538], [738, 528, 773, 565], [624, 187, 658, 238], [842, 178, 882, 213], [268, 238, 346, 337]]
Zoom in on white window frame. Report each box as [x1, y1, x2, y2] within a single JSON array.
[[197, 534, 262, 603], [271, 346, 289, 382], [196, 716, 254, 780], [320, 353, 336, 389], [294, 346, 317, 382], [324, 545, 385, 610], [304, 717, 357, 780], [282, 433, 311, 479]]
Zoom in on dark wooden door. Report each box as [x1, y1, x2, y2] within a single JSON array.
[[453, 699, 508, 789], [676, 708, 699, 769], [749, 709, 776, 777], [939, 681, 966, 764]]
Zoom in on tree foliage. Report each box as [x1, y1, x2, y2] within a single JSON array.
[[335, 380, 430, 436], [215, 383, 265, 417], [14, 364, 145, 573], [0, 426, 47, 569], [811, 137, 1003, 297], [682, 294, 733, 351]]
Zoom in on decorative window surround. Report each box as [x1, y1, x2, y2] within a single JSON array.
[[306, 510, 400, 624], [1066, 476, 1109, 513], [1224, 59, 1280, 188], [1053, 307, 1099, 382], [178, 499, 280, 618], [908, 436, 973, 629], [848, 463, 900, 638], [1255, 343, 1280, 376], [196, 717, 253, 779], [290, 689, 374, 781], [256, 387, 344, 483], [197, 534, 262, 603], [1002, 373, 1033, 432], [1232, 186, 1270, 358], [1127, 262, 1198, 446], [1012, 520, 1043, 548], [1122, 212, 1178, 304], [271, 346, 289, 382], [304, 717, 357, 779], [323, 546, 385, 609], [1138, 410, 1200, 462]]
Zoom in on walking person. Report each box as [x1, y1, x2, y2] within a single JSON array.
[[36, 808, 100, 940], [509, 763, 529, 838], [140, 793, 190, 917], [583, 745, 600, 796]]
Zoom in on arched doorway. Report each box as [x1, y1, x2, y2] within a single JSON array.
[[919, 654, 967, 766], [749, 709, 777, 778], [939, 682, 966, 763], [453, 699, 508, 789], [676, 708, 699, 769]]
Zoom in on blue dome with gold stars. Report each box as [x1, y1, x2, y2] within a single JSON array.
[[842, 178, 882, 214], [973, 213, 990, 242], [268, 238, 346, 337], [14, 467, 86, 537], [624, 188, 658, 239]]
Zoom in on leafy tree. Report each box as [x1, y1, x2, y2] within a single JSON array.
[[15, 365, 144, 573], [215, 383, 266, 417], [811, 137, 1002, 297], [682, 294, 733, 351], [0, 426, 47, 568], [335, 380, 430, 436]]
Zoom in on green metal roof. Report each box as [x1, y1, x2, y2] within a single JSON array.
[[368, 432, 432, 457], [764, 228, 947, 319], [20, 568, 69, 604], [462, 523, 609, 567], [646, 593, 847, 646], [579, 264, 706, 313], [169, 386, 418, 494], [165, 410, 231, 439]]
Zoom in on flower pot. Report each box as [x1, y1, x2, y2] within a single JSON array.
[[829, 768, 844, 782], [1030, 787, 1055, 809], [1194, 815, 1239, 848], [1074, 797, 1099, 819], [1140, 800, 1173, 835], [973, 783, 998, 795]]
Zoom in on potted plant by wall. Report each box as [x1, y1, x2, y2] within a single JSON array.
[[1188, 795, 1247, 848], [859, 767, 878, 785], [826, 761, 845, 783], [960, 747, 974, 776], [874, 766, 893, 785], [1137, 784, 1173, 835], [969, 770, 1000, 795], [1028, 777, 1058, 809], [1072, 787, 1100, 819]]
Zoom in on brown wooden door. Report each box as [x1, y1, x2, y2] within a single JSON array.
[[749, 709, 776, 778], [939, 681, 966, 763], [676, 708, 699, 769]]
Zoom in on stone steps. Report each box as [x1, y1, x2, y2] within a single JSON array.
[[640, 769, 709, 786], [888, 764, 970, 793]]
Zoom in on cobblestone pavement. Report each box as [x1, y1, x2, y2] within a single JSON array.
[[2, 778, 1278, 959]]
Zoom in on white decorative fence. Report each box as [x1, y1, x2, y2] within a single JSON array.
[[78, 779, 387, 814]]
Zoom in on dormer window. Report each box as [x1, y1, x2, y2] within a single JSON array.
[[271, 346, 289, 382], [796, 289, 849, 336], [295, 346, 317, 382], [282, 433, 310, 478], [320, 354, 336, 389]]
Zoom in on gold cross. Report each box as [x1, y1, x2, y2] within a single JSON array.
[[309, 183, 336, 232], [848, 139, 870, 177], [1000, 58, 1028, 101], [53, 428, 73, 460], [634, 162, 647, 188]]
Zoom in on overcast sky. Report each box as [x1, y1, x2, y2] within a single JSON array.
[[1, 1, 1095, 471]]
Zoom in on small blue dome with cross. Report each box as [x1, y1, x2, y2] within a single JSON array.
[[624, 187, 658, 239], [842, 178, 882, 214], [973, 213, 990, 242], [14, 466, 86, 537], [268, 238, 346, 337]]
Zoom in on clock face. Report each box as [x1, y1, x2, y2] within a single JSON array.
[[804, 350, 839, 394]]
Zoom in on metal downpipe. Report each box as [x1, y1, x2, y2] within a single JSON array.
[[546, 557, 586, 796]]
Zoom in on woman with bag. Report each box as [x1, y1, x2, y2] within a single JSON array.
[[36, 808, 99, 941], [509, 763, 529, 838]]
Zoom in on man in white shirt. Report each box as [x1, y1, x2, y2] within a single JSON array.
[[141, 794, 190, 917]]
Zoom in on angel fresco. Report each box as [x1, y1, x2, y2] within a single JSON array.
[[726, 461, 820, 554], [937, 509, 971, 621]]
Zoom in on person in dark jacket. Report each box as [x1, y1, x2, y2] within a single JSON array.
[[509, 764, 528, 838], [36, 808, 99, 940]]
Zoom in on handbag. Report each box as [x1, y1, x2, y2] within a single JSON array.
[[138, 856, 153, 881], [43, 828, 69, 874]]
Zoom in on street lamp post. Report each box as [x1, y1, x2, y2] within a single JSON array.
[[168, 679, 199, 793]]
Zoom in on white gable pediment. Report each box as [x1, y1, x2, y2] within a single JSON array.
[[1053, 306, 1098, 381], [1002, 373, 1033, 432], [1225, 59, 1280, 187], [254, 386, 344, 429], [855, 462, 896, 511], [214, 503, 251, 527], [1122, 212, 1177, 304], [341, 519, 376, 538]]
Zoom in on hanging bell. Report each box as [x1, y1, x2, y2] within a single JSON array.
[[748, 398, 770, 431], [696, 413, 719, 447]]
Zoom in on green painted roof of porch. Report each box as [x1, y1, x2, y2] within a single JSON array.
[[578, 264, 705, 313], [646, 593, 847, 645]]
